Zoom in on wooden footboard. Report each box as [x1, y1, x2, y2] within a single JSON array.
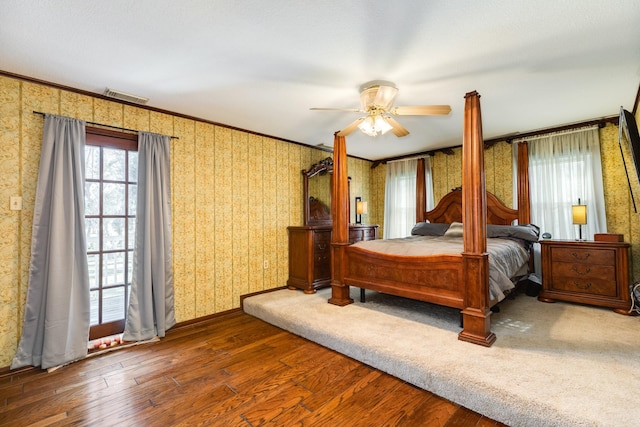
[[343, 246, 465, 309]]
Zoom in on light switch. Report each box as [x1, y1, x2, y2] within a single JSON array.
[[10, 196, 22, 211]]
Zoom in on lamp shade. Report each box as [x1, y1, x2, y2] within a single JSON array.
[[572, 204, 587, 225], [356, 201, 368, 215]]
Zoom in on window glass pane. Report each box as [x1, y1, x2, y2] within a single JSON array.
[[85, 145, 100, 180], [103, 183, 126, 215], [103, 148, 126, 181], [128, 218, 136, 250], [103, 252, 126, 286], [129, 151, 138, 183], [85, 182, 100, 216], [85, 218, 100, 251], [87, 253, 100, 290], [103, 287, 125, 323], [90, 290, 100, 326], [129, 184, 137, 216], [103, 218, 126, 250]]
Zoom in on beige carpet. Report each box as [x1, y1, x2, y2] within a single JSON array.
[[243, 287, 640, 427]]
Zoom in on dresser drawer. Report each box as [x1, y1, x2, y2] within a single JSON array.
[[361, 228, 376, 240], [349, 225, 378, 243], [550, 247, 614, 266], [314, 230, 331, 253], [314, 253, 331, 280]]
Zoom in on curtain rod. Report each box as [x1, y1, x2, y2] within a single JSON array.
[[372, 115, 619, 167], [511, 124, 600, 142], [32, 111, 179, 139]]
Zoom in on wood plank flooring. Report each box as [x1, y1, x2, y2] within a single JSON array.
[[0, 311, 507, 426]]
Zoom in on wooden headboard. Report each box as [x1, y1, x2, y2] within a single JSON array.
[[424, 188, 519, 225]]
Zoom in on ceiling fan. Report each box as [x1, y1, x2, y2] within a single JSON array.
[[311, 80, 451, 137]]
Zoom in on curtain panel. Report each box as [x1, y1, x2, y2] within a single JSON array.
[[123, 132, 175, 341], [424, 156, 435, 211], [384, 159, 418, 239], [519, 126, 606, 240], [11, 115, 90, 370]]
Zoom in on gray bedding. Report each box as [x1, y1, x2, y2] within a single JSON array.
[[350, 235, 530, 302]]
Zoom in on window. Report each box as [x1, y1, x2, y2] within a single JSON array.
[[384, 159, 418, 239], [85, 128, 138, 340], [521, 127, 606, 241]]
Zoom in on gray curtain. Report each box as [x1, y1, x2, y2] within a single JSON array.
[[123, 132, 175, 341], [11, 115, 90, 370]]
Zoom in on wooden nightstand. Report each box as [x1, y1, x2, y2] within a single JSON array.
[[539, 239, 631, 314]]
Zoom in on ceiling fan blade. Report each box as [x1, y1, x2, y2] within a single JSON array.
[[310, 107, 362, 112], [337, 117, 366, 137], [392, 105, 452, 116], [384, 116, 410, 137]]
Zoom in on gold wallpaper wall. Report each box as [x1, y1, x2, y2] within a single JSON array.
[[0, 75, 375, 367], [431, 142, 513, 206]]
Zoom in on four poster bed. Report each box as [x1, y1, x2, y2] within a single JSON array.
[[328, 91, 532, 346]]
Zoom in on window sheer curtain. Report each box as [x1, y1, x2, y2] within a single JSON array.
[[521, 127, 606, 240], [123, 132, 175, 341], [384, 157, 434, 239], [11, 115, 90, 370]]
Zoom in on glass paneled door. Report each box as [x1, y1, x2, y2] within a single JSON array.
[[85, 128, 138, 340]]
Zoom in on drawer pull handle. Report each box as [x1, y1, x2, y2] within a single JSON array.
[[318, 244, 326, 250], [571, 266, 591, 275], [571, 252, 590, 261], [573, 281, 592, 290]]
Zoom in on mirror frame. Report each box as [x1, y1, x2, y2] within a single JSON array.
[[303, 157, 333, 226]]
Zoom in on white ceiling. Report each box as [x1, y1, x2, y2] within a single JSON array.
[[1, 1, 639, 161]]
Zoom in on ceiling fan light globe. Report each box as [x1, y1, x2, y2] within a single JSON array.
[[358, 115, 392, 136]]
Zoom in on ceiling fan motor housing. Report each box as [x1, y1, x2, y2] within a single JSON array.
[[359, 80, 398, 112]]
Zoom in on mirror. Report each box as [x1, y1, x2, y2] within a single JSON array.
[[303, 157, 333, 226]]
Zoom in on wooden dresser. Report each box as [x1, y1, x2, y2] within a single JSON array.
[[538, 239, 631, 314], [288, 156, 378, 293], [287, 224, 378, 294]]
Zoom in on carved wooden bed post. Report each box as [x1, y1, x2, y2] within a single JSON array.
[[459, 91, 496, 346], [416, 157, 426, 223], [329, 132, 353, 306]]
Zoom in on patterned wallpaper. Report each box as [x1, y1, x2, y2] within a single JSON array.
[[0, 74, 375, 367], [431, 142, 513, 206]]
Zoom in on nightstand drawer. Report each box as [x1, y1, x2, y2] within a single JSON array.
[[548, 275, 617, 297], [550, 247, 614, 266], [550, 261, 614, 282]]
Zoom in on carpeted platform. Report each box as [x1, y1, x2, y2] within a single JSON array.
[[243, 287, 640, 427]]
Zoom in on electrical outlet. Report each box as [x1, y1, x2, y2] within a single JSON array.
[[10, 196, 22, 211], [263, 260, 269, 269]]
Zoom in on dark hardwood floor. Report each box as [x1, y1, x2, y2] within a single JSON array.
[[0, 311, 506, 426]]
